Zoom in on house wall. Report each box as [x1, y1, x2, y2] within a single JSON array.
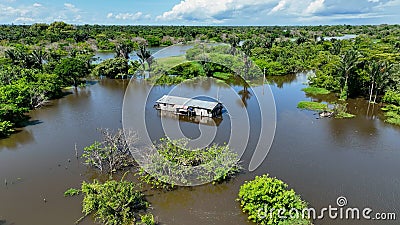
[[194, 108, 212, 117], [156, 103, 220, 118]]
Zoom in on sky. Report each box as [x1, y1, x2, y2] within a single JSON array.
[[0, 0, 399, 25]]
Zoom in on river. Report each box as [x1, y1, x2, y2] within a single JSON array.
[[0, 74, 399, 225]]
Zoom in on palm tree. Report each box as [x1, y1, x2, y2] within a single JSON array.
[[31, 48, 47, 70], [337, 49, 359, 100], [136, 44, 152, 78], [367, 61, 380, 103], [374, 61, 392, 103], [228, 35, 240, 56]]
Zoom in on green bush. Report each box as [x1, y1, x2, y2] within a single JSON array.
[[139, 214, 155, 225], [238, 175, 310, 225], [0, 120, 14, 137], [382, 104, 400, 126], [65, 178, 151, 225], [138, 138, 241, 189], [383, 90, 400, 105]]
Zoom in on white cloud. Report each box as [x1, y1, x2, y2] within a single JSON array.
[[15, 17, 34, 22], [270, 0, 287, 13], [64, 3, 79, 12], [156, 0, 277, 22], [157, 0, 328, 22], [33, 3, 42, 7], [304, 0, 325, 14], [107, 12, 150, 21]]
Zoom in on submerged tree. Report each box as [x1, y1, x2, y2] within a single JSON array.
[[82, 128, 138, 174], [115, 40, 135, 60], [54, 57, 88, 87], [136, 44, 153, 77]]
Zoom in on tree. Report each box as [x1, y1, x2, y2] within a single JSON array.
[[54, 57, 88, 87], [115, 40, 135, 59], [227, 35, 240, 56], [238, 175, 310, 225], [64, 177, 153, 225], [374, 61, 393, 103], [337, 49, 359, 99], [367, 61, 380, 103], [92, 57, 129, 79], [82, 129, 138, 174], [31, 48, 47, 70], [136, 44, 153, 77]]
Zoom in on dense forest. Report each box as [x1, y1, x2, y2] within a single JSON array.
[[1, 22, 400, 137]]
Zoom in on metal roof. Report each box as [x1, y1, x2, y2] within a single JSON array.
[[156, 95, 220, 110]]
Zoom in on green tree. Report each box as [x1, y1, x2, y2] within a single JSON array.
[[337, 49, 359, 99], [54, 57, 88, 87], [238, 175, 310, 225], [92, 58, 129, 79], [115, 40, 135, 59]]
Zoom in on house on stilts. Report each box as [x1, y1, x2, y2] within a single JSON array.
[[154, 95, 223, 118]]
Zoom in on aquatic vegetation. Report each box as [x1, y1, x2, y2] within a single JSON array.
[[301, 87, 330, 95], [82, 128, 138, 174], [333, 102, 355, 119], [238, 175, 310, 225], [297, 101, 329, 111], [382, 91, 400, 126], [65, 175, 154, 225], [138, 138, 241, 189], [382, 104, 400, 126]]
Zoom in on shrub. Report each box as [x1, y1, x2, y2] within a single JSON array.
[[0, 120, 14, 137], [383, 90, 400, 105], [82, 129, 138, 174], [65, 177, 152, 225], [238, 175, 310, 225], [138, 138, 241, 189], [382, 104, 400, 126], [139, 214, 155, 225]]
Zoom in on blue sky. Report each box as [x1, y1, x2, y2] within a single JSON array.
[[0, 0, 399, 25]]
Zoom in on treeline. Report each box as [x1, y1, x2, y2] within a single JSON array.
[[1, 22, 400, 137], [0, 44, 95, 136], [1, 22, 399, 52]]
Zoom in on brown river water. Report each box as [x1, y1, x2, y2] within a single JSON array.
[[1, 74, 399, 225]]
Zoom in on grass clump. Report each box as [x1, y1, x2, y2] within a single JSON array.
[[335, 112, 355, 119], [302, 87, 330, 95], [297, 101, 329, 111]]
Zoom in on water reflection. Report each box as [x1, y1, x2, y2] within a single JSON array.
[[158, 110, 223, 126], [266, 74, 297, 88], [0, 129, 35, 150]]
